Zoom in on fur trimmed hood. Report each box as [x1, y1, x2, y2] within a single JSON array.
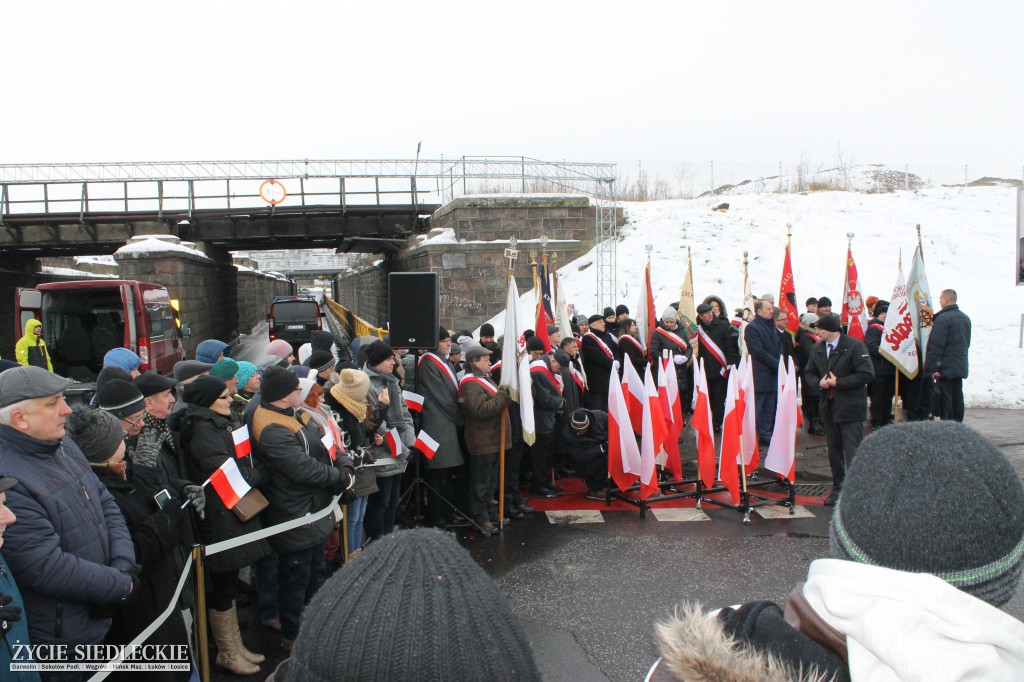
[[647, 603, 831, 682]]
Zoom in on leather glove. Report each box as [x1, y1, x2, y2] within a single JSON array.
[[183, 485, 206, 520], [133, 429, 166, 469], [0, 593, 22, 635]]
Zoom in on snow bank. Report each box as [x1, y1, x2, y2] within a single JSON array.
[[115, 237, 209, 259]]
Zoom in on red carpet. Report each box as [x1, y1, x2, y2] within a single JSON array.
[[518, 476, 824, 512]]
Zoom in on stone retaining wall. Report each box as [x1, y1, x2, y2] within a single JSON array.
[[237, 270, 294, 334]]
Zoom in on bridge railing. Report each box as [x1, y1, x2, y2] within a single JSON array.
[[0, 157, 617, 221]]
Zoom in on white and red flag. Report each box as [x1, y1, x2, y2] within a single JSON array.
[[607, 360, 641, 492], [765, 357, 798, 482], [640, 365, 667, 498], [320, 428, 338, 460], [384, 427, 400, 458], [414, 430, 440, 460], [634, 262, 657, 353], [231, 425, 251, 459], [621, 356, 646, 433], [692, 358, 717, 489], [778, 237, 799, 339], [499, 275, 536, 446], [879, 263, 920, 379], [842, 243, 868, 341], [718, 368, 743, 504], [657, 356, 684, 481], [737, 355, 759, 471], [208, 458, 251, 510], [402, 390, 424, 413]]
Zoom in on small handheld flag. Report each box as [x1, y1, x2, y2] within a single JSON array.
[[402, 390, 424, 413], [208, 458, 251, 510], [384, 427, 400, 458], [414, 430, 440, 460], [231, 425, 251, 458]]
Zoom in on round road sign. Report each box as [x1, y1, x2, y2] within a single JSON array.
[[259, 179, 287, 205]]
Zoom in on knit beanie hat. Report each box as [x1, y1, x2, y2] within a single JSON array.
[[265, 338, 294, 360], [873, 301, 890, 317], [103, 347, 141, 373], [261, 366, 300, 403], [331, 369, 371, 404], [96, 366, 132, 392], [438, 326, 451, 340], [830, 421, 1024, 606], [816, 296, 833, 309], [65, 407, 124, 464], [297, 377, 317, 402], [196, 339, 230, 364], [525, 336, 545, 353], [449, 343, 462, 356], [480, 323, 495, 337], [235, 361, 259, 388], [297, 343, 312, 366], [661, 307, 678, 322], [365, 340, 394, 368], [570, 410, 591, 431], [814, 314, 841, 333], [603, 306, 615, 318], [209, 358, 239, 381], [282, 528, 540, 682], [97, 379, 145, 419], [183, 375, 227, 409], [305, 350, 336, 373], [173, 360, 212, 383]]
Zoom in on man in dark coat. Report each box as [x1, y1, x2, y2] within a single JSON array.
[[478, 323, 502, 365], [561, 408, 609, 498], [0, 367, 137, 656], [527, 337, 565, 498], [795, 316, 824, 435], [925, 289, 971, 422], [744, 300, 783, 443], [804, 315, 874, 506], [864, 301, 897, 428], [696, 302, 739, 432], [580, 315, 617, 411], [251, 366, 355, 650]]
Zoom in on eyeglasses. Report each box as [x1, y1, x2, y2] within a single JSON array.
[[121, 413, 145, 428]]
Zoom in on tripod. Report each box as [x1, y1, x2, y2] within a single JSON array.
[[397, 450, 489, 535]]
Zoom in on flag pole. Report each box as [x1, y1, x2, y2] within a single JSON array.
[[843, 232, 854, 328], [498, 236, 519, 531], [893, 248, 902, 425]]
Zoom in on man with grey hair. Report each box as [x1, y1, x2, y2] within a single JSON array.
[[0, 366, 137, 667], [925, 289, 971, 422]]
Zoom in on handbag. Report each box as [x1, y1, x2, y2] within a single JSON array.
[[231, 488, 269, 522]]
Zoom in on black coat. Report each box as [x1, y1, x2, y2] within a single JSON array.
[[530, 360, 565, 436], [174, 405, 272, 574], [744, 316, 783, 393], [924, 304, 971, 379], [795, 326, 822, 397], [864, 317, 895, 377], [617, 335, 647, 376], [696, 318, 740, 378], [561, 408, 608, 463], [252, 403, 355, 554], [649, 325, 693, 387], [804, 334, 874, 423], [580, 331, 618, 395], [94, 468, 190, 682]]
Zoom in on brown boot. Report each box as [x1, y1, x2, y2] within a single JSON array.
[[229, 601, 265, 664], [209, 608, 260, 676]]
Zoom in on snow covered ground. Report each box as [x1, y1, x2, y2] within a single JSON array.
[[475, 186, 1024, 408]]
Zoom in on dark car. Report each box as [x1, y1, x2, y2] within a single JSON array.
[[267, 296, 325, 351]]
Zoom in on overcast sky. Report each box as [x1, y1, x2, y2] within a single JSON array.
[[5, 0, 1020, 179]]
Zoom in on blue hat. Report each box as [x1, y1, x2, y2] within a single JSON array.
[[196, 339, 230, 364], [103, 347, 141, 373]]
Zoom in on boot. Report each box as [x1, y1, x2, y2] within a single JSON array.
[[229, 601, 265, 664], [209, 608, 260, 675]]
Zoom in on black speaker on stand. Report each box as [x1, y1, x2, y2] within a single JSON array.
[[388, 272, 440, 349]]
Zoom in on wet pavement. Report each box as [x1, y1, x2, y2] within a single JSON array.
[[221, 325, 1024, 681]]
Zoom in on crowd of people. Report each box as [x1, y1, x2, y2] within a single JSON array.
[[0, 281, 981, 680]]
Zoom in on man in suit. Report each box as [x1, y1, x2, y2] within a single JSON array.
[[580, 314, 617, 412], [925, 289, 971, 422], [804, 315, 874, 506], [744, 300, 782, 444]]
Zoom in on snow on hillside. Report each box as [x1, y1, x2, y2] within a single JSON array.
[[483, 186, 1024, 408]]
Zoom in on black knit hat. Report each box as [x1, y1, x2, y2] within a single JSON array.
[[97, 379, 145, 419], [96, 366, 132, 392], [183, 375, 227, 409], [65, 407, 125, 464], [282, 528, 540, 682], [439, 326, 451, 341], [525, 336, 545, 353], [261, 366, 300, 403], [615, 304, 629, 316], [304, 350, 336, 373], [817, 296, 833, 308], [814, 314, 841, 333], [479, 323, 495, 337], [874, 300, 890, 317], [365, 340, 394, 368], [830, 421, 1024, 606], [570, 410, 591, 431], [603, 307, 615, 318], [133, 373, 177, 398]]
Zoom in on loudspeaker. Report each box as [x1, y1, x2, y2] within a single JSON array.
[[388, 273, 440, 349]]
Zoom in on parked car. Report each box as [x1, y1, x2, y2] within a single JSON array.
[[267, 295, 325, 352]]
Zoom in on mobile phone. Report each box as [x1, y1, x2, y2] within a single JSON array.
[[153, 488, 172, 509]]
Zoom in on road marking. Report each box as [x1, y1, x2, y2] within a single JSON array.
[[650, 508, 710, 522], [754, 505, 815, 519], [545, 510, 604, 524]]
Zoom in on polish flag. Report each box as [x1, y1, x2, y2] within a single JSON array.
[[842, 243, 868, 341], [208, 458, 251, 510], [607, 361, 641, 492], [692, 359, 717, 489], [414, 430, 440, 460], [402, 390, 424, 413], [718, 369, 743, 504], [634, 262, 657, 352], [737, 356, 760, 471], [320, 428, 337, 460], [658, 357, 684, 481], [231, 425, 251, 459], [639, 365, 667, 498], [384, 427, 400, 458], [621, 357, 646, 433], [765, 357, 798, 482]]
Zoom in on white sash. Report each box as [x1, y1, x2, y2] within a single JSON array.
[[418, 352, 459, 392], [584, 331, 614, 358], [697, 326, 728, 376]]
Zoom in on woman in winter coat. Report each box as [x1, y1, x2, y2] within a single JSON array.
[[229, 361, 261, 427], [64, 407, 191, 681], [326, 369, 389, 558], [173, 375, 272, 676], [616, 318, 647, 376]]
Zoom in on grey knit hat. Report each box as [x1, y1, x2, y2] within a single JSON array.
[[283, 527, 540, 682], [830, 421, 1024, 606], [65, 407, 125, 463]]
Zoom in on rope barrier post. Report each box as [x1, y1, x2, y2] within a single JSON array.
[[192, 545, 211, 682]]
